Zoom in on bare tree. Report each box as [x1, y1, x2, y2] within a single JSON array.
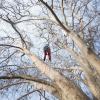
[[0, 0, 100, 100]]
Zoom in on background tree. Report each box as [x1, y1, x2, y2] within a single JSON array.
[[0, 0, 100, 100]]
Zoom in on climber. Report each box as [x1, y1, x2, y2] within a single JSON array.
[[43, 44, 51, 61]]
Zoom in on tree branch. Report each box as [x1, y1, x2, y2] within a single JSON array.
[[22, 48, 89, 100], [0, 75, 52, 87], [0, 44, 23, 50], [39, 0, 100, 76], [39, 0, 70, 33], [0, 75, 58, 99]]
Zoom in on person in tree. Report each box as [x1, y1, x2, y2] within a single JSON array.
[[43, 44, 51, 61]]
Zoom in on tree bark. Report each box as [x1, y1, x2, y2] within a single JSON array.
[[39, 1, 100, 99], [23, 48, 89, 100]]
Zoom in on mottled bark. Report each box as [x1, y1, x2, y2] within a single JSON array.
[[23, 48, 89, 100], [39, 1, 100, 99]]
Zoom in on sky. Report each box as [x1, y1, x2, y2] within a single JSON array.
[[0, 0, 99, 100]]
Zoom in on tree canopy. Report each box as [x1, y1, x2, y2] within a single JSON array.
[[0, 0, 100, 100]]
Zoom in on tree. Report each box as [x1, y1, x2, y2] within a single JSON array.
[[0, 0, 100, 100]]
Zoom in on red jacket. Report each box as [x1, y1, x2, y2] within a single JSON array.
[[43, 45, 51, 61]]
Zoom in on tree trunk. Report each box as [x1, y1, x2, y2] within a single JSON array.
[[23, 48, 89, 100]]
